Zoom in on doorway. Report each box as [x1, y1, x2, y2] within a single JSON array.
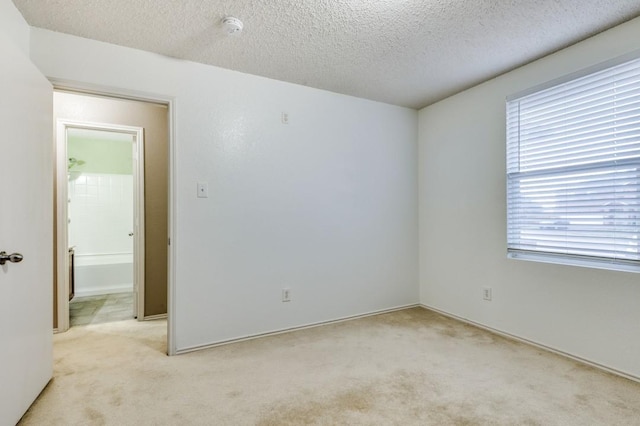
[[53, 90, 169, 333], [63, 125, 144, 326]]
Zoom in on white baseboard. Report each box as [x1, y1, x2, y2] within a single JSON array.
[[74, 285, 132, 298], [140, 313, 167, 321], [419, 304, 640, 384], [175, 303, 419, 355]]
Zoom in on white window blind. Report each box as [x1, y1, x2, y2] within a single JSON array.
[[506, 55, 640, 270]]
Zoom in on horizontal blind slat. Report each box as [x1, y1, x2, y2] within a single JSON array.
[[507, 54, 640, 267]]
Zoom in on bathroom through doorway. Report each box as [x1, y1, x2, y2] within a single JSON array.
[[53, 90, 169, 333]]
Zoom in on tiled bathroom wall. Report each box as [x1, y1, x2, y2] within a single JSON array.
[[68, 173, 133, 256]]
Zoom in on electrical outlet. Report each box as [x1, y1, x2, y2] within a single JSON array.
[[281, 112, 289, 124], [483, 287, 492, 301], [282, 288, 291, 302], [197, 182, 208, 198]]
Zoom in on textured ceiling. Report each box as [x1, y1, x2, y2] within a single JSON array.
[[12, 0, 640, 109]]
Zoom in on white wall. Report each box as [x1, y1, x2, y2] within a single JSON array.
[[0, 0, 29, 55], [419, 17, 640, 378], [29, 28, 419, 352]]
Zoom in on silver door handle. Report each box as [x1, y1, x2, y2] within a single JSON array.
[[0, 251, 23, 265]]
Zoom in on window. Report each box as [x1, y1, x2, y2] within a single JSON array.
[[506, 54, 640, 272]]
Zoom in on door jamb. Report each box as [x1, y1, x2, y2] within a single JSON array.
[[56, 120, 145, 331], [51, 80, 176, 356]]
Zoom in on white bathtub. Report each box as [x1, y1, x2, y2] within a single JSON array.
[[74, 253, 133, 297]]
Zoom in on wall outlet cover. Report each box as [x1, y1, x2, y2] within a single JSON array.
[[197, 182, 208, 198], [483, 287, 492, 301], [282, 288, 291, 302]]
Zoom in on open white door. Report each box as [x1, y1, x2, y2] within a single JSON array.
[[0, 30, 54, 424]]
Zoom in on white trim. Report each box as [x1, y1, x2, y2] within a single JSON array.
[[74, 286, 133, 298], [419, 304, 640, 384], [56, 118, 144, 331], [175, 304, 419, 355], [55, 122, 70, 332], [133, 127, 146, 320], [74, 252, 133, 258], [51, 79, 170, 108], [506, 47, 640, 101], [166, 97, 177, 356], [507, 251, 640, 274], [142, 313, 167, 321]]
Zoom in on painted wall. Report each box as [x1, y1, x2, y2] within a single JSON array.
[[68, 134, 133, 175], [30, 28, 419, 352], [419, 17, 640, 378], [0, 0, 29, 55]]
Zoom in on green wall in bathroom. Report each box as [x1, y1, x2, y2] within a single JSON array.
[[67, 135, 133, 175]]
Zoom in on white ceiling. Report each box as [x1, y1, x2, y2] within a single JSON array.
[[12, 0, 640, 109]]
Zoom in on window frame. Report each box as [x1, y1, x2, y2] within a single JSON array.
[[506, 50, 640, 273]]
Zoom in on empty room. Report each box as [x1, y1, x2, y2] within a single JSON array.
[[1, 0, 640, 424]]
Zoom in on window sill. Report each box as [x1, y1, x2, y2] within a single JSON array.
[[507, 251, 640, 274]]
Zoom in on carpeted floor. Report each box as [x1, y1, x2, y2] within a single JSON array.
[[19, 307, 640, 425]]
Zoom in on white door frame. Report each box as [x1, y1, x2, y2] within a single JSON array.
[[56, 120, 145, 332]]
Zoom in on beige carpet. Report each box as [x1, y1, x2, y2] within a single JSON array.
[[20, 308, 640, 425]]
